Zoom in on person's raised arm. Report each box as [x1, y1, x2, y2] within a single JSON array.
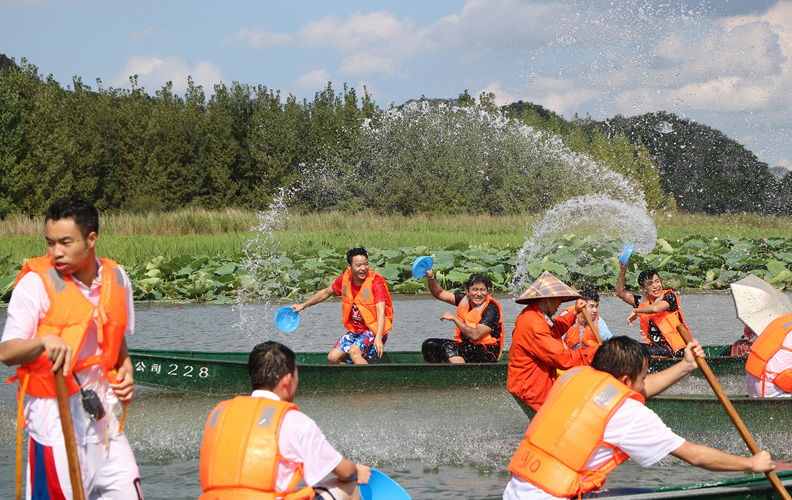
[[671, 441, 774, 473], [332, 458, 371, 484], [425, 270, 455, 305], [615, 262, 636, 306], [291, 286, 335, 313], [644, 340, 703, 398]]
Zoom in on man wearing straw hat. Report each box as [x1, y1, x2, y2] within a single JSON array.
[[507, 271, 598, 411]]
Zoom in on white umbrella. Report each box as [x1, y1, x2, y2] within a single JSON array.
[[730, 274, 792, 335]]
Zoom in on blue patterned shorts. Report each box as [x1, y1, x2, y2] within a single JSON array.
[[333, 329, 387, 364]]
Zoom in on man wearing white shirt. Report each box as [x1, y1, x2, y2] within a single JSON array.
[[0, 196, 142, 499], [199, 341, 371, 500], [503, 336, 774, 500]]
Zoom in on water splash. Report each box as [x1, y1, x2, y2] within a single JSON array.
[[511, 195, 657, 293]]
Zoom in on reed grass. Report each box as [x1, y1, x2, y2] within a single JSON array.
[[2, 209, 791, 269]]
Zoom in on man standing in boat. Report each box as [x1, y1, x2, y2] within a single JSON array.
[[507, 271, 598, 411], [745, 312, 792, 398], [0, 196, 143, 499], [292, 246, 394, 364], [616, 263, 689, 357], [560, 288, 613, 349], [503, 336, 775, 499], [199, 341, 372, 500], [420, 271, 504, 363]]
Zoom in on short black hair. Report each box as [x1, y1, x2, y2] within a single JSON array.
[[45, 196, 99, 238], [466, 273, 491, 291], [346, 246, 368, 265], [580, 287, 599, 303], [590, 336, 650, 382], [248, 341, 297, 391], [637, 269, 660, 289]]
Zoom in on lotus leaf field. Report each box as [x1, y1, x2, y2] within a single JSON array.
[[1, 235, 791, 303]]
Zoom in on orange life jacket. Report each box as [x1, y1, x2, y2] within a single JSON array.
[[562, 306, 600, 349], [745, 313, 792, 396], [637, 289, 687, 352], [8, 255, 128, 398], [340, 269, 393, 335], [453, 294, 504, 359], [199, 396, 315, 500], [508, 366, 644, 498]]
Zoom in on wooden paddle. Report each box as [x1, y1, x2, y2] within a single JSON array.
[[571, 287, 602, 345], [676, 324, 790, 499], [54, 368, 86, 500]]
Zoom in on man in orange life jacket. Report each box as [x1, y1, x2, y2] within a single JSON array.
[[746, 312, 792, 398], [199, 341, 371, 500], [421, 271, 504, 363], [560, 288, 613, 350], [292, 247, 394, 365], [616, 263, 689, 357], [507, 272, 598, 412], [503, 336, 774, 500], [0, 196, 143, 499]]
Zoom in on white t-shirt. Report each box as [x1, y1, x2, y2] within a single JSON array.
[[250, 390, 343, 491], [1, 260, 135, 445], [747, 330, 792, 398], [503, 399, 685, 500]]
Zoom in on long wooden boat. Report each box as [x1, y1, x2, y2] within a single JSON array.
[[513, 393, 792, 434], [129, 344, 742, 395], [596, 470, 792, 499]]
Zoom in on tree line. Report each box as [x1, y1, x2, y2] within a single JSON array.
[[1, 55, 788, 218]]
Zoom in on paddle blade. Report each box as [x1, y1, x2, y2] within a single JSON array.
[[359, 469, 411, 500], [274, 306, 300, 333], [618, 243, 635, 265]]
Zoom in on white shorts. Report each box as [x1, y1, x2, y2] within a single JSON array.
[[27, 433, 143, 500]]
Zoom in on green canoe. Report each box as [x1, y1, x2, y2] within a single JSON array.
[[129, 344, 742, 395], [597, 470, 792, 499]]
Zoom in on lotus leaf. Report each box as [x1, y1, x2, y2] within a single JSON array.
[[655, 239, 674, 254], [214, 263, 237, 275], [767, 260, 789, 277]]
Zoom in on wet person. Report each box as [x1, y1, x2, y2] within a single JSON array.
[[507, 271, 598, 411], [199, 341, 371, 500], [503, 336, 775, 500], [292, 246, 394, 364], [0, 196, 143, 499], [560, 288, 613, 349], [615, 263, 689, 357], [421, 271, 504, 363], [746, 312, 792, 398]]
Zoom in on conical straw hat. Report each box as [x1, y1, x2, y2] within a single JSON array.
[[515, 271, 581, 304]]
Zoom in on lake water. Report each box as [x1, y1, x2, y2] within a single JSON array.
[[1, 294, 790, 499]]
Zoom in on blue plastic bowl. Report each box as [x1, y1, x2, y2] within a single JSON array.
[[359, 469, 411, 500], [411, 256, 434, 279], [274, 306, 300, 333]]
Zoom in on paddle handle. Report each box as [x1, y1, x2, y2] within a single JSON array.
[[676, 325, 791, 500], [581, 305, 602, 345], [54, 369, 86, 500]]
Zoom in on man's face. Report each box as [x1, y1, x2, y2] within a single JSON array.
[[45, 218, 96, 276], [543, 297, 564, 317], [624, 360, 650, 398], [578, 300, 599, 322], [347, 255, 370, 283], [466, 282, 489, 307], [640, 274, 663, 299]]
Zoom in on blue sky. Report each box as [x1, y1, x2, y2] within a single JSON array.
[[3, 0, 791, 170]]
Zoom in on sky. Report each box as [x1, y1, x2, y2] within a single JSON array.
[[2, 0, 791, 170]]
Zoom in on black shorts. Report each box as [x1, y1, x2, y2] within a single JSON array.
[[421, 338, 499, 363]]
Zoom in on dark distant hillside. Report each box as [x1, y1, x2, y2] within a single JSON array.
[[0, 54, 16, 71]]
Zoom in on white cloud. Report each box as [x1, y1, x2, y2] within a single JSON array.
[[222, 28, 294, 50], [298, 11, 413, 51], [296, 69, 331, 91], [779, 157, 792, 170], [476, 81, 518, 106], [127, 26, 168, 42], [110, 56, 223, 94]]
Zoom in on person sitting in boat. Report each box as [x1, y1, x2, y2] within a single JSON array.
[[291, 246, 394, 365], [560, 287, 613, 349], [507, 271, 598, 411], [420, 271, 504, 363], [199, 341, 371, 500], [746, 312, 792, 398], [616, 263, 689, 357], [503, 336, 775, 500]]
